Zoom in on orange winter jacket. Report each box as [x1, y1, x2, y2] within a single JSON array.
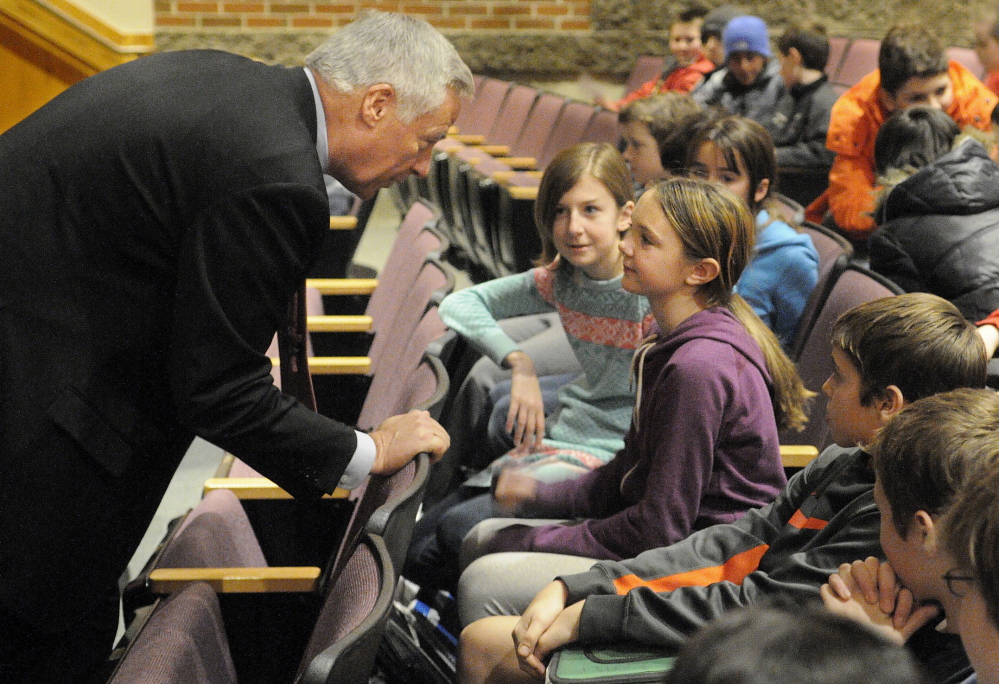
[[805, 61, 996, 240], [611, 54, 715, 111]]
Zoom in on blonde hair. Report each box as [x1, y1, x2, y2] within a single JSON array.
[[652, 177, 813, 431], [533, 142, 635, 266]]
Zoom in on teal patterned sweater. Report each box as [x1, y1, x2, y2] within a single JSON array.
[[439, 263, 653, 472]]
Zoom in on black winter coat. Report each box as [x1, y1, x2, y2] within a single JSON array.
[[870, 138, 999, 321]]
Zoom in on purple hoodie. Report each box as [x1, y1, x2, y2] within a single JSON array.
[[487, 307, 786, 561]]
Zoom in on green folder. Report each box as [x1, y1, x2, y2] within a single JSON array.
[[547, 645, 677, 683]]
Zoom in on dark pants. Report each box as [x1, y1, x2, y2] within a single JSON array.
[[403, 489, 502, 594], [0, 591, 118, 684]]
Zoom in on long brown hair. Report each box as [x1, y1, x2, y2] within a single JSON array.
[[653, 177, 813, 431], [533, 142, 635, 266]]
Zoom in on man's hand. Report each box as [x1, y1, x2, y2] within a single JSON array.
[[368, 410, 449, 475], [505, 351, 546, 451], [493, 468, 540, 515], [512, 581, 571, 679], [820, 558, 940, 644]]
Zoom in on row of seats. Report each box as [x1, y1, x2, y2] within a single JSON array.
[[106, 201, 462, 684]]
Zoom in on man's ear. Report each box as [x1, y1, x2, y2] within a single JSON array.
[[686, 257, 721, 286], [877, 385, 906, 422], [360, 84, 396, 128]]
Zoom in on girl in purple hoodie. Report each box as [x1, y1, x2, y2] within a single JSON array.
[[457, 177, 812, 625]]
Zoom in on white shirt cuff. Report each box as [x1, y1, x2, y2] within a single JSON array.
[[339, 430, 376, 490]]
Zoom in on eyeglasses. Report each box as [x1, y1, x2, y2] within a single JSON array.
[[942, 569, 976, 598]]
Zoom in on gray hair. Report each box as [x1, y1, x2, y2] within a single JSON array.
[[305, 11, 474, 123]]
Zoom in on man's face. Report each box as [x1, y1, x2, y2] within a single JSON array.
[[727, 52, 766, 86], [335, 88, 460, 200], [670, 20, 703, 66], [882, 72, 954, 112]]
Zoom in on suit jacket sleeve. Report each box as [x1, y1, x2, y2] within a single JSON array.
[[169, 180, 357, 497]]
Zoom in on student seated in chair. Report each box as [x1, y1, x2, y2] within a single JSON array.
[[868, 106, 999, 323], [456, 293, 986, 684], [692, 15, 784, 124], [597, 4, 715, 111], [821, 387, 999, 684], [805, 24, 996, 242], [762, 23, 838, 171]]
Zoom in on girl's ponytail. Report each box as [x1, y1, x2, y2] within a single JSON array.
[[728, 294, 813, 432]]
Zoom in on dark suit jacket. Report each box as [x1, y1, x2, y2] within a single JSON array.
[[0, 50, 358, 631]]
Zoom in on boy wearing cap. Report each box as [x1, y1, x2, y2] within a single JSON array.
[[693, 15, 783, 124]]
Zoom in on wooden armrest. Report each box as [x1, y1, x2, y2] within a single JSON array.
[[148, 566, 321, 594], [328, 216, 358, 230], [450, 134, 486, 144], [270, 355, 371, 374], [307, 315, 373, 333], [448, 125, 459, 135], [203, 477, 349, 500], [507, 185, 539, 201], [490, 169, 544, 184], [494, 157, 537, 170], [305, 278, 378, 296], [780, 444, 820, 468], [476, 144, 510, 156]]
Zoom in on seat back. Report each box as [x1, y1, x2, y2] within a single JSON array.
[[790, 222, 853, 360], [296, 534, 395, 684], [453, 77, 510, 136], [580, 107, 620, 145], [833, 38, 879, 90], [510, 92, 567, 160], [357, 306, 450, 430], [110, 583, 237, 684], [625, 55, 666, 94], [781, 264, 903, 450], [364, 201, 440, 337], [770, 191, 804, 226], [825, 36, 850, 82], [488, 84, 538, 147], [538, 101, 597, 168], [158, 489, 267, 569], [947, 47, 983, 77], [365, 452, 432, 577]]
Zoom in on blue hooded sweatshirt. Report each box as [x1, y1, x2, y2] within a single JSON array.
[[736, 210, 819, 348]]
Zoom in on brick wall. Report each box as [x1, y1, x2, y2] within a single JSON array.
[[155, 0, 592, 32], [154, 0, 994, 80]]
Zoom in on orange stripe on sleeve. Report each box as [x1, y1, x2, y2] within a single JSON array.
[[788, 510, 828, 530], [612, 544, 770, 595]]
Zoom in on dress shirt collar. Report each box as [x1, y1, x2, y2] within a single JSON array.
[[304, 67, 330, 174]]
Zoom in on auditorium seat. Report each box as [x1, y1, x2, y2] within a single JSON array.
[[780, 263, 903, 451], [111, 534, 394, 684], [789, 222, 854, 361], [624, 55, 667, 95]]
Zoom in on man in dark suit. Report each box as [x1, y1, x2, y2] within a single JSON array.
[[0, 11, 471, 682]]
